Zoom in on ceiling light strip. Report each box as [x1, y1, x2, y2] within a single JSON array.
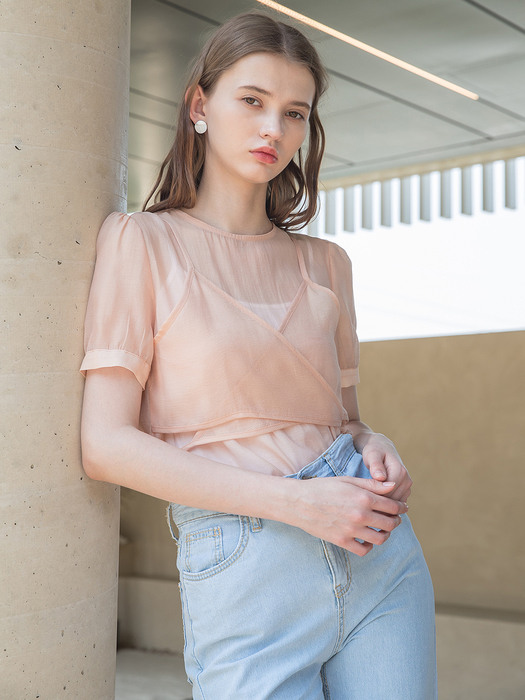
[[256, 0, 479, 100]]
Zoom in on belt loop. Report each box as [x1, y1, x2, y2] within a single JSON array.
[[249, 517, 262, 533], [166, 503, 179, 544]]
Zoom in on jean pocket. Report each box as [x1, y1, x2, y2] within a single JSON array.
[[179, 515, 249, 581]]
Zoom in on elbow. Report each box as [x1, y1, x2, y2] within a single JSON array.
[[81, 452, 104, 482], [81, 444, 105, 482], [80, 428, 112, 482], [80, 422, 136, 484]]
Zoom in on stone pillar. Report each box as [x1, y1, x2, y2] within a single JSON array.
[[1, 1, 130, 697]]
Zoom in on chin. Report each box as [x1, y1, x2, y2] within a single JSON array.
[[247, 162, 288, 183], [241, 170, 277, 186]]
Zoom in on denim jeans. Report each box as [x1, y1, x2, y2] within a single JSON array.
[[168, 433, 437, 699]]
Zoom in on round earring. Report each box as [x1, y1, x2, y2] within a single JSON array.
[[194, 120, 207, 134]]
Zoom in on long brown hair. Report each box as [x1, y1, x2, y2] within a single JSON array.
[[143, 12, 328, 232]]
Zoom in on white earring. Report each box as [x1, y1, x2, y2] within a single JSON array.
[[194, 120, 207, 134]]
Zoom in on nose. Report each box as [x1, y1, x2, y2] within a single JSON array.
[[259, 112, 284, 141]]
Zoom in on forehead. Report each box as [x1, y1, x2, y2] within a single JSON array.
[[218, 52, 316, 102]]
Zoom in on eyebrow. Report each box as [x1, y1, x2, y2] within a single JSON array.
[[237, 85, 312, 111]]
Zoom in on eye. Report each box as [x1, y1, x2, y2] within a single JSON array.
[[287, 110, 305, 120], [242, 96, 261, 106]]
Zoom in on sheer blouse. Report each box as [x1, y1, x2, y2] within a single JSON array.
[[80, 210, 360, 476]]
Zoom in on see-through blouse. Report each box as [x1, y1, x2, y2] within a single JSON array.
[[80, 209, 360, 476]]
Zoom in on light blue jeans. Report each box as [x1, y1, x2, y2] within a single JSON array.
[[168, 434, 437, 699]]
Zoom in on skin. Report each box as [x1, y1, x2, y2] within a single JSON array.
[[81, 53, 411, 556]]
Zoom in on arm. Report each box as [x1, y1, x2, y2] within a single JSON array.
[[81, 367, 408, 555], [341, 385, 412, 503]]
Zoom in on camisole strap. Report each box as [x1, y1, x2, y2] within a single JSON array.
[[161, 214, 195, 271]]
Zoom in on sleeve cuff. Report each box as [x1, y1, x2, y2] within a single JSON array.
[[341, 368, 360, 388], [80, 349, 150, 389]]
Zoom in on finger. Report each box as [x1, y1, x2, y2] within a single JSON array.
[[365, 451, 388, 481], [339, 476, 396, 493], [354, 526, 394, 546], [390, 478, 412, 503], [336, 477, 408, 514], [344, 539, 374, 557], [367, 491, 409, 516], [365, 512, 402, 533], [340, 479, 408, 514], [357, 479, 409, 513], [391, 485, 411, 503]]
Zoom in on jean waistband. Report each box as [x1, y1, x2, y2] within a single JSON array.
[[287, 433, 357, 480]]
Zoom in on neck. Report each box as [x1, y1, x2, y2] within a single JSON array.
[[186, 168, 273, 236]]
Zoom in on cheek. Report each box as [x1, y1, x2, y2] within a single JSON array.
[[288, 124, 309, 154], [210, 109, 255, 147]]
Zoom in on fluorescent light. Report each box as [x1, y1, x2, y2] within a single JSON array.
[[256, 0, 479, 100]]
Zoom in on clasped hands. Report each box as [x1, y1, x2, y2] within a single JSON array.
[[294, 432, 411, 556]]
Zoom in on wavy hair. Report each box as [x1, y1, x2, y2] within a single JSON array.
[[143, 12, 328, 232]]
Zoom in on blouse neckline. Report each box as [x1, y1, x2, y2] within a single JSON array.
[[168, 209, 279, 241]]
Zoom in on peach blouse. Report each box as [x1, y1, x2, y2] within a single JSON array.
[[80, 210, 360, 476]]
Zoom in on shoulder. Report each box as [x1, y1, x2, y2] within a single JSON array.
[[100, 209, 177, 237], [129, 209, 194, 246], [288, 230, 347, 255], [288, 231, 352, 271], [96, 211, 143, 248], [97, 210, 150, 240], [127, 210, 171, 240], [97, 210, 179, 252], [91, 213, 150, 280], [127, 210, 191, 274]]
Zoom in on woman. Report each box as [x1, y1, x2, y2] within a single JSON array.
[[81, 12, 436, 699]]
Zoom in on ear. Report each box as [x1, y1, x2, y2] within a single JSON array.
[[188, 84, 207, 126]]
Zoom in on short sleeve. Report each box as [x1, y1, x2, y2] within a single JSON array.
[[80, 212, 155, 389], [328, 243, 360, 388]]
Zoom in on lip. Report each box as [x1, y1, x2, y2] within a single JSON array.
[[250, 147, 278, 164]]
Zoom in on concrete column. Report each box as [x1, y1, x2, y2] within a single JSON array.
[[440, 169, 453, 219], [482, 162, 495, 212], [400, 176, 412, 225], [461, 166, 474, 215], [504, 159, 517, 210], [380, 179, 393, 227], [324, 188, 337, 236], [361, 183, 374, 230], [343, 186, 356, 233], [419, 172, 432, 222], [1, 1, 130, 697]]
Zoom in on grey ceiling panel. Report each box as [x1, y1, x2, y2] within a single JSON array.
[[462, 0, 525, 31], [323, 99, 481, 162]]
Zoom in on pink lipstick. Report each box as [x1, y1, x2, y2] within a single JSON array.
[[250, 147, 278, 164]]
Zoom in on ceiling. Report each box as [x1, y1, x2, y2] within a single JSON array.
[[128, 0, 525, 211]]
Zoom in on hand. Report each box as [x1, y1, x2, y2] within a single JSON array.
[[288, 475, 409, 556], [359, 433, 412, 503]]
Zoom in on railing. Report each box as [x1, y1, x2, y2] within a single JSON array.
[[307, 156, 525, 235]]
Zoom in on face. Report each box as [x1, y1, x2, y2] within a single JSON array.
[[192, 53, 316, 188]]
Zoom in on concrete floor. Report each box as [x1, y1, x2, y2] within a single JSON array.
[[116, 650, 191, 700]]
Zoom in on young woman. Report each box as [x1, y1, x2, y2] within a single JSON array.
[[81, 12, 437, 699]]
